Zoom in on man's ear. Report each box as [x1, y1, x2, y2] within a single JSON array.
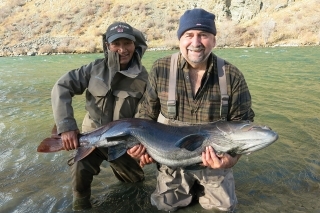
[[212, 36, 216, 47]]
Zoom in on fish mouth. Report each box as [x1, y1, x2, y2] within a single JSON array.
[[215, 121, 278, 155], [236, 131, 278, 155], [240, 141, 275, 154]]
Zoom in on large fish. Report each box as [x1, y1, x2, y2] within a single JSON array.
[[37, 118, 278, 167]]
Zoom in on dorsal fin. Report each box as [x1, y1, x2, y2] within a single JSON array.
[[51, 124, 59, 138]]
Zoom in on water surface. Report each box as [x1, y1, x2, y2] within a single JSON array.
[[0, 46, 319, 213]]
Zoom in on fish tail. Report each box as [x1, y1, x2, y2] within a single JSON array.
[[37, 136, 64, 152]]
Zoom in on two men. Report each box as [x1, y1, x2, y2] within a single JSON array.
[[51, 8, 254, 212]]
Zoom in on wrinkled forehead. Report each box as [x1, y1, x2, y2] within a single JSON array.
[[183, 29, 214, 36]]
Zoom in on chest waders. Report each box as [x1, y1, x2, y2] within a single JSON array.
[[153, 54, 237, 212]]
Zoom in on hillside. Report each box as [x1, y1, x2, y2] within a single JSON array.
[[0, 0, 319, 56]]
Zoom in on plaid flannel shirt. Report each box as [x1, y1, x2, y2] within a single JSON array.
[[139, 52, 255, 123]]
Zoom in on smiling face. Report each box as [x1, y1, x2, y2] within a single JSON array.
[[179, 30, 216, 68], [107, 38, 135, 70]]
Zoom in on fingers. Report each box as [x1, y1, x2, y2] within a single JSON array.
[[208, 146, 218, 161], [127, 145, 139, 156], [139, 153, 154, 168], [127, 144, 146, 159], [61, 131, 79, 151], [127, 144, 154, 167], [202, 146, 223, 169], [202, 146, 241, 169], [201, 149, 208, 166]]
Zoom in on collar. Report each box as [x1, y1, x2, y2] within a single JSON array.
[[107, 49, 142, 78], [118, 51, 142, 78]]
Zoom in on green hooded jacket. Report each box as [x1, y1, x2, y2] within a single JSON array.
[[51, 28, 148, 134]]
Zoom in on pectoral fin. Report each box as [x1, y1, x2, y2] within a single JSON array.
[[74, 147, 96, 162], [174, 135, 205, 151], [108, 144, 127, 161]]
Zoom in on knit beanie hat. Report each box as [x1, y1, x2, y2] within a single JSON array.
[[177, 8, 217, 39]]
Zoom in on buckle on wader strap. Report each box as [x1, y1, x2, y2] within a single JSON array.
[[217, 56, 229, 120], [220, 95, 229, 121], [166, 52, 179, 119], [167, 100, 176, 119]]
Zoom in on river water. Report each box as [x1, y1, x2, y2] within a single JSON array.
[[0, 46, 319, 213]]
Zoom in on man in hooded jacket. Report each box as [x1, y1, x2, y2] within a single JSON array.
[[51, 22, 148, 211]]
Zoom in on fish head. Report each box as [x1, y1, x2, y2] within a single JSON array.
[[215, 121, 278, 155]]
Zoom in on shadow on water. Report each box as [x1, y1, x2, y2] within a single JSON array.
[[0, 47, 319, 213]]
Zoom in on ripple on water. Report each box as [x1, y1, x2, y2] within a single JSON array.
[[0, 192, 13, 206], [0, 149, 12, 172], [0, 122, 5, 134]]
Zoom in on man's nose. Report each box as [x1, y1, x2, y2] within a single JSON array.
[[191, 36, 202, 46], [118, 45, 127, 53]]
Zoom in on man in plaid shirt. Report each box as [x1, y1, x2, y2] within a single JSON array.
[[128, 8, 255, 212]]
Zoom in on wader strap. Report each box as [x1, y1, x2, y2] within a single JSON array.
[[157, 112, 169, 124], [167, 52, 179, 119], [217, 56, 229, 120]]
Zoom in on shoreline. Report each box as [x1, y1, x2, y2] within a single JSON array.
[[1, 44, 319, 58]]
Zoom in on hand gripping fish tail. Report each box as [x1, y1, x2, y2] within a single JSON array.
[[37, 124, 97, 162], [37, 124, 64, 153], [36, 118, 279, 168], [37, 136, 64, 152]]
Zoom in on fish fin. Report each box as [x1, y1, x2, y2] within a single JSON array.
[[37, 137, 64, 152], [174, 135, 205, 151], [74, 147, 96, 162], [108, 145, 127, 161]]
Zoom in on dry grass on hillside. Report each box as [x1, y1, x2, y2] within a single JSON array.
[[0, 0, 319, 56], [237, 0, 320, 46]]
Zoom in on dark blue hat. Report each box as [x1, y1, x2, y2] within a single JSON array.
[[106, 22, 136, 43], [177, 8, 217, 39]]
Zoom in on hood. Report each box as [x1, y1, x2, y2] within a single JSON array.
[[102, 27, 147, 60], [102, 27, 148, 84]]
